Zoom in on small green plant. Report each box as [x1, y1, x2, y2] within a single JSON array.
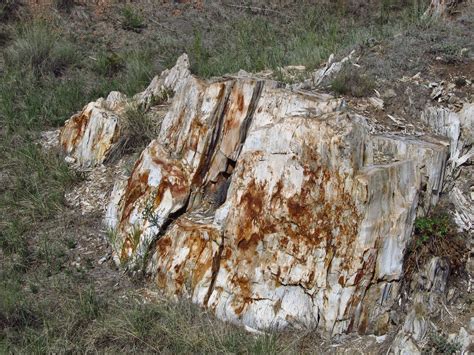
[[37, 235, 67, 276], [121, 5, 145, 33], [414, 215, 449, 247], [65, 237, 77, 249], [130, 225, 142, 250], [150, 87, 174, 106], [77, 287, 103, 320], [106, 228, 118, 247], [331, 65, 376, 97], [93, 51, 124, 77], [404, 211, 467, 279], [429, 43, 463, 64], [191, 31, 210, 74], [141, 190, 163, 230], [427, 331, 462, 354], [430, 43, 461, 56]]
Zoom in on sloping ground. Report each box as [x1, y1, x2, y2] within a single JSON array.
[[1, 1, 473, 353], [57, 48, 472, 351]]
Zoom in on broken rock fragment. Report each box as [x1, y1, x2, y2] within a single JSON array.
[[60, 92, 125, 168], [59, 54, 191, 168]]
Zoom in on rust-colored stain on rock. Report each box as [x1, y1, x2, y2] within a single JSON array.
[[60, 110, 90, 151], [86, 67, 445, 336]]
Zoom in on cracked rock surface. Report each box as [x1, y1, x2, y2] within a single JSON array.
[[58, 54, 470, 336]]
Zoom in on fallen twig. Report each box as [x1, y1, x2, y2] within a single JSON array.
[[223, 3, 292, 18], [149, 17, 178, 34], [441, 300, 454, 319]]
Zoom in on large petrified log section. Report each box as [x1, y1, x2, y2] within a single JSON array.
[[60, 55, 458, 335]]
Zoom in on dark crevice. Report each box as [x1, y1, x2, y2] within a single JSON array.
[[143, 193, 192, 273], [202, 81, 265, 305], [204, 232, 225, 307], [192, 80, 236, 187], [199, 171, 232, 208], [227, 159, 237, 171], [203, 80, 265, 209], [235, 80, 265, 157], [159, 194, 191, 238], [145, 80, 265, 284]]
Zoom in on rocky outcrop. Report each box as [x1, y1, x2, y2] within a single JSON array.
[[390, 256, 473, 354], [60, 91, 126, 167], [422, 103, 474, 231], [60, 54, 191, 168], [59, 55, 459, 336]]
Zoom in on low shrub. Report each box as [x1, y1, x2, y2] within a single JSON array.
[[93, 51, 124, 77], [426, 331, 462, 354], [121, 5, 145, 33], [121, 103, 160, 151], [4, 22, 77, 76], [331, 65, 376, 97], [404, 212, 467, 278]]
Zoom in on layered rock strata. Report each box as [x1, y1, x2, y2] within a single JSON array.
[[59, 56, 454, 335]]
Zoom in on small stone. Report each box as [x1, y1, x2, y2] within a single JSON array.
[[237, 69, 250, 77], [284, 65, 306, 71], [458, 327, 472, 352], [460, 48, 469, 58], [391, 332, 421, 355], [403, 309, 428, 342], [431, 86, 444, 100], [369, 96, 384, 110], [65, 156, 76, 164], [447, 333, 458, 342], [390, 310, 401, 325], [383, 89, 397, 99], [98, 255, 110, 265], [448, 95, 458, 104], [446, 288, 456, 303]]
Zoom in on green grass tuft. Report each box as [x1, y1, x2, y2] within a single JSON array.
[[0, 141, 80, 257], [121, 102, 160, 152], [331, 65, 376, 97], [4, 22, 77, 76], [93, 51, 125, 77], [121, 5, 146, 33], [122, 50, 154, 95]]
